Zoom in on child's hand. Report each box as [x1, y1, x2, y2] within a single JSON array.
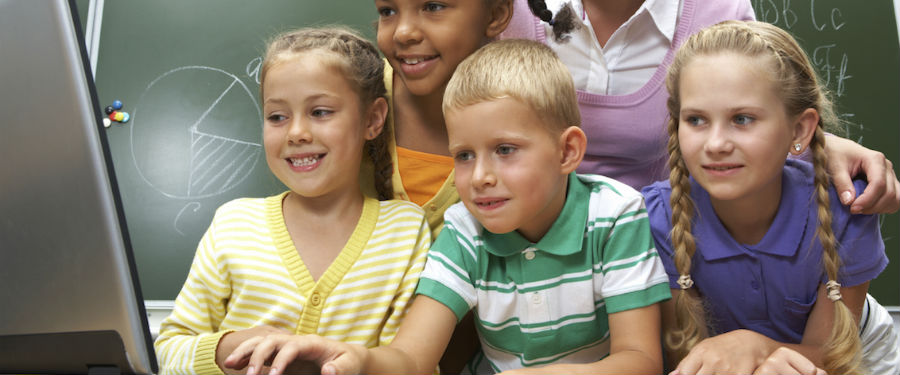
[[224, 333, 367, 375], [752, 347, 826, 375], [671, 329, 774, 375], [825, 135, 900, 214], [215, 325, 292, 373]]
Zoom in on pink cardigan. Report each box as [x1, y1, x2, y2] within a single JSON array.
[[501, 0, 755, 189]]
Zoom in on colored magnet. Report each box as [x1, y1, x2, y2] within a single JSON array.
[[120, 112, 130, 123], [104, 105, 114, 114], [102, 118, 112, 128], [113, 112, 125, 122], [112, 100, 123, 110], [108, 111, 118, 120]]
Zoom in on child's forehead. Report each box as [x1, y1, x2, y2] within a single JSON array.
[[446, 97, 562, 138]]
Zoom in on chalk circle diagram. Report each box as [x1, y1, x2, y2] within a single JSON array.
[[131, 66, 262, 199]]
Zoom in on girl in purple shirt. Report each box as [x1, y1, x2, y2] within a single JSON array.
[[642, 21, 897, 374]]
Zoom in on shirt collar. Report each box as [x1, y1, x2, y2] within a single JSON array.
[[644, 0, 679, 43], [693, 160, 813, 261], [483, 172, 588, 257]]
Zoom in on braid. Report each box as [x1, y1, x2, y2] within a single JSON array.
[[525, 0, 579, 42], [664, 117, 709, 361], [366, 120, 395, 201], [811, 128, 863, 375]]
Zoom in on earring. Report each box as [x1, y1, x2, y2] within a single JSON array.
[[793, 143, 802, 152]]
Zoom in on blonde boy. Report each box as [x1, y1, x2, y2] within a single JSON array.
[[226, 39, 671, 375]]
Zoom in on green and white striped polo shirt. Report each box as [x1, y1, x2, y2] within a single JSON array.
[[417, 173, 670, 372]]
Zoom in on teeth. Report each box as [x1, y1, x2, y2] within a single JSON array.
[[403, 57, 425, 64], [290, 155, 319, 167]]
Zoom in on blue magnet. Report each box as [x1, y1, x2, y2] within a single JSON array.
[[112, 100, 123, 110]]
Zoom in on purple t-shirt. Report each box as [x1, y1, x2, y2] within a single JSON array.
[[642, 159, 888, 343]]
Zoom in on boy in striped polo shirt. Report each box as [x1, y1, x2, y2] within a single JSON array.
[[226, 38, 671, 375]]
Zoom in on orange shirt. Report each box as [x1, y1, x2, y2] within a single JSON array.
[[396, 146, 454, 207]]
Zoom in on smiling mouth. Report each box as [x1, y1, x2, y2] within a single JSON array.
[[288, 154, 324, 167], [400, 55, 438, 65], [703, 164, 741, 171]]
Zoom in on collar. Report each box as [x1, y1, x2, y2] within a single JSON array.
[[693, 160, 813, 261], [644, 0, 678, 43], [483, 172, 588, 257], [551, 0, 678, 43]]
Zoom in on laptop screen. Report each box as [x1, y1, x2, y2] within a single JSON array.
[[0, 1, 157, 373]]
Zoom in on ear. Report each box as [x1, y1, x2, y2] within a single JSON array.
[[559, 126, 587, 174], [790, 108, 819, 155], [485, 0, 514, 39], [364, 97, 389, 140]]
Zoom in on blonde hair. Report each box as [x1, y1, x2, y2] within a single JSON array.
[[443, 38, 580, 133], [260, 27, 394, 200], [664, 20, 859, 374]]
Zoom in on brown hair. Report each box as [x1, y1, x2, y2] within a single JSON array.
[[260, 27, 394, 200], [664, 20, 858, 374]]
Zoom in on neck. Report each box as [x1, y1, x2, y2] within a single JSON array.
[[392, 73, 450, 156], [582, 0, 645, 47], [284, 186, 365, 223], [709, 182, 782, 246]]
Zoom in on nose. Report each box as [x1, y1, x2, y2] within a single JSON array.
[[704, 123, 733, 154], [393, 13, 423, 45], [471, 157, 497, 189], [287, 118, 312, 144]]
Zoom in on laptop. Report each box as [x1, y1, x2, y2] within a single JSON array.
[[0, 0, 158, 373]]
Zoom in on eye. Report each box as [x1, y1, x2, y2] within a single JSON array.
[[377, 6, 395, 17], [682, 115, 705, 127], [496, 145, 516, 155], [423, 2, 446, 12], [266, 113, 287, 123], [311, 108, 333, 118], [454, 151, 474, 162], [733, 114, 754, 126]]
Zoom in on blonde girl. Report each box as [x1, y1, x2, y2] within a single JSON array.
[[154, 27, 431, 375], [642, 20, 897, 374]]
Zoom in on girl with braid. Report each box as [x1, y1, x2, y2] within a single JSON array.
[[154, 27, 432, 375], [642, 21, 899, 375], [502, 0, 900, 215]]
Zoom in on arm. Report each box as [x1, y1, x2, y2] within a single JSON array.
[[823, 135, 899, 214], [154, 226, 235, 375], [225, 295, 459, 375], [752, 347, 827, 375], [672, 282, 868, 375], [500, 304, 663, 375]]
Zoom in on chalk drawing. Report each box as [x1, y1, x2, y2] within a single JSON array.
[[131, 65, 262, 200]]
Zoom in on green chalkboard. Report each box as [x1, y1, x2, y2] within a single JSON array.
[[752, 0, 900, 305], [93, 1, 899, 305], [93, 1, 377, 300]]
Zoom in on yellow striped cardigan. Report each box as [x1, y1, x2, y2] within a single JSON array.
[[154, 192, 431, 374]]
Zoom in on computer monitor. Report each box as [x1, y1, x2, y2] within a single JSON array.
[[0, 1, 158, 374]]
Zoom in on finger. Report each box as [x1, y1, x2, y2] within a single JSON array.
[[850, 155, 889, 214], [246, 337, 283, 375], [829, 165, 858, 208], [321, 351, 364, 375], [675, 356, 702, 375], [865, 168, 900, 214], [265, 342, 306, 375], [224, 336, 264, 369]]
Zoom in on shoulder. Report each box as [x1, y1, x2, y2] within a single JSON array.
[[577, 174, 646, 214], [212, 194, 279, 222], [682, 0, 756, 31], [499, 0, 540, 40], [441, 202, 483, 239], [376, 199, 428, 227]]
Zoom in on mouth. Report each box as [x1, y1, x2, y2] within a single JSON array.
[[287, 153, 325, 168], [702, 164, 742, 172], [399, 55, 438, 65], [473, 198, 508, 209]]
